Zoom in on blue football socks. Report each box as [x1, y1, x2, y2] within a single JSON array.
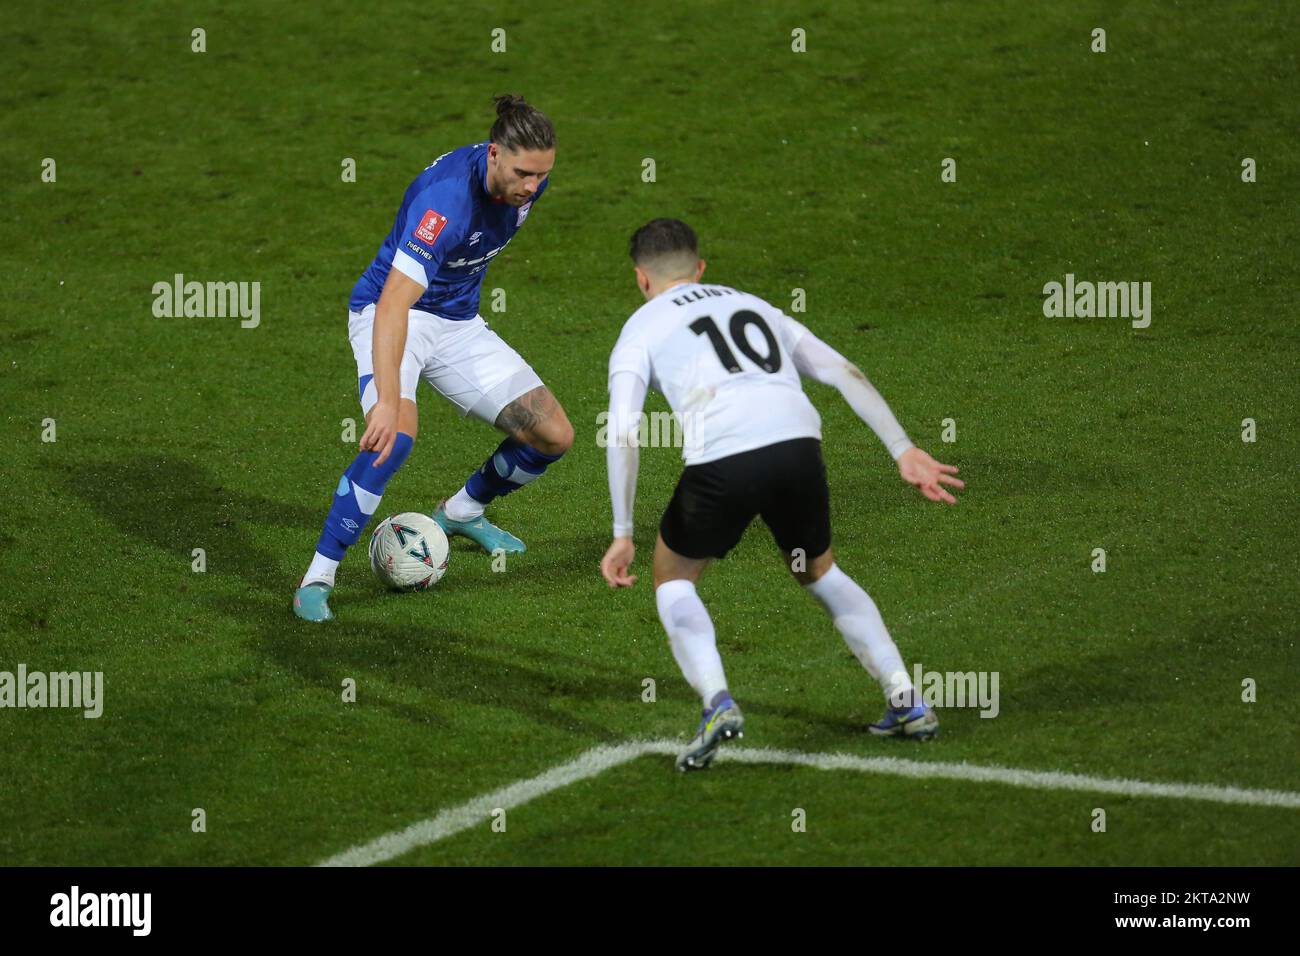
[[315, 432, 415, 561]]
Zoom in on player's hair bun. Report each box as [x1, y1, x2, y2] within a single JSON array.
[[489, 94, 556, 152], [493, 94, 529, 116]]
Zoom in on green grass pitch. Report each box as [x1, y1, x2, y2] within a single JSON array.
[[1, 0, 1297, 866]]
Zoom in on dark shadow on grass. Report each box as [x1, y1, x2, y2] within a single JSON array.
[[1006, 640, 1192, 715], [57, 454, 321, 590], [449, 529, 613, 580], [250, 593, 641, 740], [58, 455, 644, 740]]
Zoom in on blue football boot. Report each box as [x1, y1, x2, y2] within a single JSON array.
[[432, 499, 526, 554], [869, 702, 939, 740], [293, 581, 335, 623]]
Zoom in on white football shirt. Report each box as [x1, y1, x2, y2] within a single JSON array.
[[608, 283, 822, 465]]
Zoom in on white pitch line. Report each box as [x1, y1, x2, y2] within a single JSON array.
[[318, 739, 1300, 866], [711, 747, 1300, 809], [317, 741, 668, 867]]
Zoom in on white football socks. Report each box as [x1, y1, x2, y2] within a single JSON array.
[[444, 487, 486, 522], [655, 579, 728, 708], [302, 552, 340, 588], [804, 564, 914, 706]]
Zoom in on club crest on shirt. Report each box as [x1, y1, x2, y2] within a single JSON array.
[[516, 202, 532, 226], [414, 209, 449, 246]]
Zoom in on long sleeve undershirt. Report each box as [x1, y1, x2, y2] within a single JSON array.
[[606, 371, 648, 539], [789, 329, 914, 461]]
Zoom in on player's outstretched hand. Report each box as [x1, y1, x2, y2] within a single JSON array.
[[600, 538, 638, 588], [360, 400, 400, 466], [898, 447, 964, 504]]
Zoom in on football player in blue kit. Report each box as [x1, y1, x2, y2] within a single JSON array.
[[294, 95, 572, 622]]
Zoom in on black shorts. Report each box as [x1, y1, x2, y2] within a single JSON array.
[[659, 437, 832, 560]]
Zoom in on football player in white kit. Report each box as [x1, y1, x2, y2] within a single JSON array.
[[599, 219, 965, 771]]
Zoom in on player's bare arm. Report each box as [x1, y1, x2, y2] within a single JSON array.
[[359, 268, 424, 466]]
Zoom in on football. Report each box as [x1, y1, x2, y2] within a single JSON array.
[[368, 512, 450, 591]]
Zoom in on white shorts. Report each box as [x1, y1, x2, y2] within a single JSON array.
[[348, 304, 544, 424]]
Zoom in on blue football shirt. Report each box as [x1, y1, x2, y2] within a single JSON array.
[[349, 142, 547, 320]]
